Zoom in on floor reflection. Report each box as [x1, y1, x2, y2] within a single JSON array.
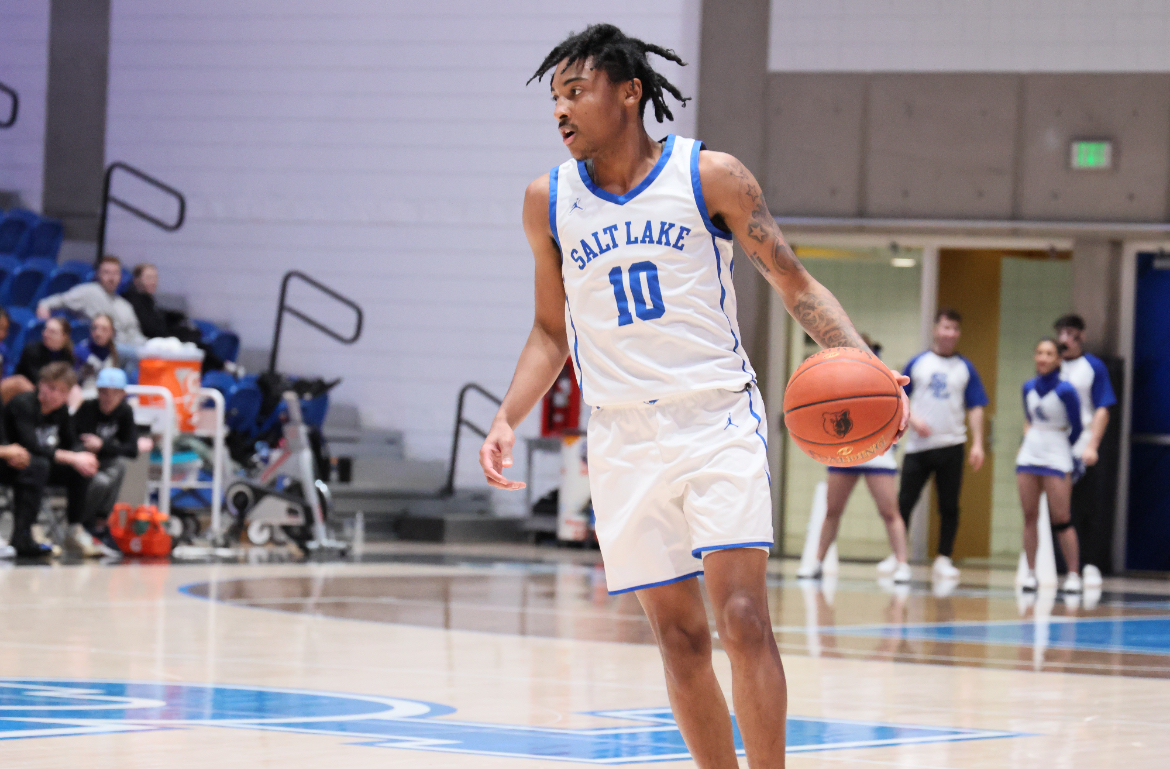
[[180, 562, 1170, 678]]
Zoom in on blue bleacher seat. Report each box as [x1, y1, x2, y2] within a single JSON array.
[[70, 320, 90, 347], [34, 266, 83, 305], [201, 370, 235, 394], [0, 254, 20, 288], [224, 382, 263, 435], [3, 316, 43, 377], [210, 331, 240, 363], [1, 260, 54, 307], [59, 260, 92, 278], [23, 217, 63, 261], [0, 209, 36, 259], [192, 319, 220, 343]]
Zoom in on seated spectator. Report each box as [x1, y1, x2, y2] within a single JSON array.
[[124, 262, 224, 372], [0, 307, 10, 374], [74, 368, 137, 534], [0, 394, 31, 559], [75, 313, 120, 396], [3, 363, 103, 558], [37, 254, 145, 351], [0, 317, 75, 404]]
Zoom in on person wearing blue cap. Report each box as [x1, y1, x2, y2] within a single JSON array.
[[75, 367, 139, 532]]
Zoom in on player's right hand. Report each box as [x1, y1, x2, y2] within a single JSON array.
[[909, 415, 932, 438], [480, 420, 526, 491]]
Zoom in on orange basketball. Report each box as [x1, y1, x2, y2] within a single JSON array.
[[782, 347, 903, 466]]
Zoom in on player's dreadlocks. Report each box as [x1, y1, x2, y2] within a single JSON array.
[[527, 24, 690, 123]]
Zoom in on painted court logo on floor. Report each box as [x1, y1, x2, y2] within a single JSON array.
[[0, 679, 1020, 763]]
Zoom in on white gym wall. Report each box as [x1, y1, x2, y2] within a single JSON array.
[[102, 0, 701, 509], [769, 0, 1170, 72], [0, 0, 50, 211]]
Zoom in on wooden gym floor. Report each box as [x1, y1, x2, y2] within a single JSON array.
[[2, 542, 1167, 767]]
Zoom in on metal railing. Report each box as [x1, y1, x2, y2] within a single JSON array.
[[0, 82, 16, 128], [269, 270, 363, 373], [442, 383, 502, 497], [96, 161, 186, 261]]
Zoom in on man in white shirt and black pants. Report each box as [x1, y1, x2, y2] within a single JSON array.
[[897, 308, 989, 581], [1054, 314, 1117, 583]]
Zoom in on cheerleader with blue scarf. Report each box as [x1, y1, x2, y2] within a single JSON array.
[[1016, 338, 1084, 594]]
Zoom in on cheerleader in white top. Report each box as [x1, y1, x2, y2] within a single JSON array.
[[1016, 338, 1084, 594], [799, 337, 910, 583]]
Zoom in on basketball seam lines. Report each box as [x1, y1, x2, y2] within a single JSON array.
[[783, 392, 900, 415], [785, 355, 898, 395]]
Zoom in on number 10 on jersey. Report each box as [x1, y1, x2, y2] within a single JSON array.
[[608, 261, 665, 326]]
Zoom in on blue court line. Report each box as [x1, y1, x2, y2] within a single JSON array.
[[820, 615, 1170, 656], [0, 679, 1026, 762]]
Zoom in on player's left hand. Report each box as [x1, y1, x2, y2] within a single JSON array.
[[968, 443, 985, 471], [892, 372, 911, 442], [1082, 446, 1099, 467]]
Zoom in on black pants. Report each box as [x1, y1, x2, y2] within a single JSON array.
[[0, 456, 90, 550], [898, 444, 965, 558]]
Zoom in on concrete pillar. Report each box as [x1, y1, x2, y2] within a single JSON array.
[[41, 0, 110, 241], [697, 0, 772, 389], [1070, 238, 1122, 356]]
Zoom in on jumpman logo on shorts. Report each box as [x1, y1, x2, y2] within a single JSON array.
[[725, 413, 738, 430]]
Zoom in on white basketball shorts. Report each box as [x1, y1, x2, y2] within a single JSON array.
[[586, 384, 774, 595]]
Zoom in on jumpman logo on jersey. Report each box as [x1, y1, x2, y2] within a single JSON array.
[[928, 372, 949, 399], [724, 413, 738, 430], [568, 197, 585, 215]]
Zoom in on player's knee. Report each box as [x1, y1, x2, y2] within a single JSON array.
[[655, 618, 711, 667], [717, 594, 770, 653]]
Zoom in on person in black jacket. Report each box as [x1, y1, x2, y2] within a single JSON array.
[[123, 263, 224, 372], [75, 367, 138, 525], [2, 317, 76, 405], [4, 362, 102, 558], [0, 391, 33, 559]]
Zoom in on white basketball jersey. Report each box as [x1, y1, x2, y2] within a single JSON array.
[[551, 135, 754, 407]]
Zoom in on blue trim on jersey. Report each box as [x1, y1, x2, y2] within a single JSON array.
[[901, 351, 928, 396], [746, 385, 771, 485], [608, 569, 703, 595], [548, 166, 560, 249], [689, 140, 733, 240], [564, 298, 584, 399], [962, 356, 990, 408], [1016, 464, 1067, 478], [1056, 380, 1084, 447], [1084, 353, 1118, 409], [828, 466, 898, 475], [691, 541, 773, 558], [577, 135, 677, 205]]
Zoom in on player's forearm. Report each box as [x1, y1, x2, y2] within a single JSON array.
[[968, 407, 985, 445], [1087, 407, 1109, 450], [494, 324, 570, 430], [783, 277, 866, 350]]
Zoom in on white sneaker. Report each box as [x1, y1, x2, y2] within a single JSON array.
[[1082, 564, 1103, 587], [1061, 572, 1083, 594], [0, 543, 14, 559], [65, 524, 104, 558], [875, 554, 898, 575], [1020, 571, 1038, 592], [932, 555, 960, 579], [796, 560, 823, 580], [891, 562, 912, 583]]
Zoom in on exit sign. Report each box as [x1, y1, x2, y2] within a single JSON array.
[[1070, 140, 1113, 170]]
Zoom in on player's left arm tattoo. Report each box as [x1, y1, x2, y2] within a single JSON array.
[[709, 154, 865, 351]]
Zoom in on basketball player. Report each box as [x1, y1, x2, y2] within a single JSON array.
[[1054, 314, 1116, 583], [895, 308, 988, 581], [478, 24, 908, 768], [1016, 338, 1083, 594], [797, 337, 910, 583]]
